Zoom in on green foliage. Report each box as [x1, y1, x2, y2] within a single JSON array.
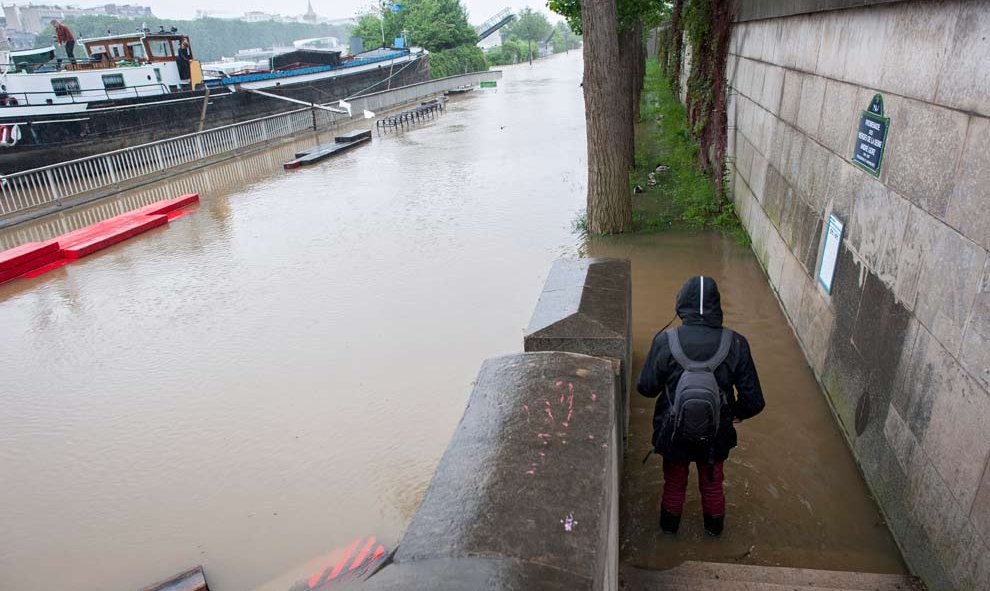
[[429, 44, 487, 78], [352, 13, 394, 51], [572, 210, 589, 234], [546, 0, 582, 34], [354, 0, 477, 52], [42, 15, 350, 62], [632, 59, 746, 242], [506, 8, 553, 46], [488, 10, 576, 65], [485, 38, 529, 65], [547, 0, 668, 33], [550, 21, 582, 53], [404, 0, 479, 50]]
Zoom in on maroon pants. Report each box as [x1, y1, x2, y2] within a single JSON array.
[[661, 458, 726, 516]]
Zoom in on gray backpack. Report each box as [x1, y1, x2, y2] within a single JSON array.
[[667, 328, 733, 444]]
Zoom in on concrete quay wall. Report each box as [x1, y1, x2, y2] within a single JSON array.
[[364, 258, 631, 590], [723, 1, 990, 589], [365, 352, 620, 591]]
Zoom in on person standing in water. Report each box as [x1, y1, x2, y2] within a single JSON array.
[[637, 275, 765, 537]]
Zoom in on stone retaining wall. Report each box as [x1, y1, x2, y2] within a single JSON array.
[[722, 1, 989, 589]]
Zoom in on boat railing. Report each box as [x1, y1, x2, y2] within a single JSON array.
[[0, 82, 171, 106]]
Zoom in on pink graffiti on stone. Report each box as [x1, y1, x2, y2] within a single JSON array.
[[561, 512, 577, 532]]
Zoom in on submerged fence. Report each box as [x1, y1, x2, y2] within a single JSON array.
[[0, 69, 501, 226]]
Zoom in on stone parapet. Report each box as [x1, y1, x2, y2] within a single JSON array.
[[364, 352, 620, 590], [523, 258, 631, 447]]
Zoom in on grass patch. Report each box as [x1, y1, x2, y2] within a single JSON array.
[[632, 59, 749, 245]]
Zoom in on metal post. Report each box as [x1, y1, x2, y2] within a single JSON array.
[[44, 169, 61, 205], [380, 1, 387, 47], [154, 145, 165, 170], [103, 156, 118, 184]]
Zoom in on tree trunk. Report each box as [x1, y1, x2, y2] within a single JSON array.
[[670, 0, 685, 92], [582, 0, 632, 234], [618, 23, 642, 171], [658, 27, 670, 77], [529, 40, 533, 65]]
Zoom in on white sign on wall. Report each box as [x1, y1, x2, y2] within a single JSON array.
[[818, 214, 844, 294]]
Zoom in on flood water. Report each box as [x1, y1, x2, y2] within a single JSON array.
[[0, 54, 586, 591], [587, 231, 906, 573], [1, 51, 902, 591]]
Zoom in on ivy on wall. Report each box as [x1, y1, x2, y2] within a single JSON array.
[[664, 0, 732, 208]]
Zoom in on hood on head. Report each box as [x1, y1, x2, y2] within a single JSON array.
[[676, 275, 723, 328]]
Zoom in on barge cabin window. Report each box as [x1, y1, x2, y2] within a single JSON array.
[[109, 44, 125, 58], [129, 42, 148, 60], [149, 40, 172, 58], [102, 73, 126, 90], [51, 77, 81, 96]]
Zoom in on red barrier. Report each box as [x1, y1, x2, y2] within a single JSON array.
[[130, 193, 200, 216], [0, 240, 60, 274], [0, 247, 63, 283], [61, 214, 169, 259], [0, 194, 199, 286]]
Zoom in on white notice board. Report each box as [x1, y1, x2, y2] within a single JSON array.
[[818, 214, 844, 294]]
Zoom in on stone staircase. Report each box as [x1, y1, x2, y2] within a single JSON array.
[[620, 561, 926, 591]]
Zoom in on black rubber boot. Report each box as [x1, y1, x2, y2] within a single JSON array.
[[660, 509, 681, 535], [703, 514, 725, 537]]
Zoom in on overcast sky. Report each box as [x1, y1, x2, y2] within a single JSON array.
[[131, 0, 559, 24]]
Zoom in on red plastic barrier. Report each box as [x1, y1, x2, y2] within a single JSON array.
[[0, 240, 60, 273], [0, 248, 63, 283], [130, 193, 200, 216], [61, 214, 168, 259], [0, 195, 198, 286]]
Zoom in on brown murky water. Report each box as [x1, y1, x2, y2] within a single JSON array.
[[0, 55, 586, 591], [0, 51, 903, 591], [587, 231, 906, 573]]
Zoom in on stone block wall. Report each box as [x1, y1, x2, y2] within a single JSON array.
[[363, 352, 620, 590], [724, 1, 990, 589]]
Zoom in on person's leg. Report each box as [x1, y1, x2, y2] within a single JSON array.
[[697, 461, 726, 536], [660, 458, 690, 534], [65, 41, 75, 63]]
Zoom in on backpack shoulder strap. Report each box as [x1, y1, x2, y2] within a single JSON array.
[[701, 329, 734, 372], [667, 327, 703, 371]]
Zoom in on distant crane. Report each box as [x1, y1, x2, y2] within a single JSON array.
[[475, 8, 515, 42]]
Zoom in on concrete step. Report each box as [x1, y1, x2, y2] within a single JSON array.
[[620, 562, 925, 591]]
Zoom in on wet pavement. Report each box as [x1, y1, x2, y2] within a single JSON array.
[[0, 50, 906, 591]]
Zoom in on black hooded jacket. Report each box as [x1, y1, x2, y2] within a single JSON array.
[[636, 276, 765, 463]]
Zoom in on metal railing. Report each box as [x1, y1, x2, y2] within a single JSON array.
[[0, 104, 332, 217], [0, 82, 171, 106], [0, 69, 502, 223]]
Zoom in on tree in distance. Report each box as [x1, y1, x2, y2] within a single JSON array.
[[505, 7, 553, 65]]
